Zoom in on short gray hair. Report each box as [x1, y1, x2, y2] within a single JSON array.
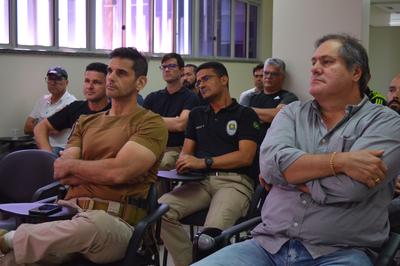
[[264, 58, 286, 74]]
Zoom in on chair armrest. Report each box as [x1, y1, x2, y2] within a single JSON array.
[[121, 203, 169, 266], [215, 216, 261, 246], [193, 216, 262, 262], [31, 181, 68, 202], [375, 231, 400, 266]]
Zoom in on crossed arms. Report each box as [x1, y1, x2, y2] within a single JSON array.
[[53, 141, 157, 186], [260, 102, 400, 204]]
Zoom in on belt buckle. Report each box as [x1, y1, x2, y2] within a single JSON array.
[[107, 201, 121, 215]]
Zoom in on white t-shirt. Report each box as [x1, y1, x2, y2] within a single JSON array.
[[30, 90, 76, 148]]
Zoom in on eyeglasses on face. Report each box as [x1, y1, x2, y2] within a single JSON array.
[[264, 71, 281, 78], [159, 64, 179, 70], [195, 75, 218, 87]]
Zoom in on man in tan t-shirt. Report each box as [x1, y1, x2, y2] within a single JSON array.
[[0, 48, 168, 265]]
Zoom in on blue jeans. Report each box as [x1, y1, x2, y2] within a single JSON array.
[[192, 239, 372, 266]]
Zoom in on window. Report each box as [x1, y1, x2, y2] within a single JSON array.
[[3, 0, 260, 60], [176, 0, 191, 54], [17, 0, 54, 46], [0, 0, 9, 44], [248, 4, 258, 58], [125, 0, 151, 52], [199, 0, 231, 57], [235, 1, 258, 58], [58, 0, 86, 48], [153, 0, 173, 53], [95, 0, 123, 50]]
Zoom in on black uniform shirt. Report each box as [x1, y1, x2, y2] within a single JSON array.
[[186, 99, 259, 175]]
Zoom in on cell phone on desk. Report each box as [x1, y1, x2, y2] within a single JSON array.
[[29, 204, 62, 216]]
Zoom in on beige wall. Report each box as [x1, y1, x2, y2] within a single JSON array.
[[369, 26, 400, 94], [272, 0, 369, 101]]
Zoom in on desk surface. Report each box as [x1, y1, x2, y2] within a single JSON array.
[[0, 135, 34, 143], [0, 203, 77, 221], [157, 169, 205, 182]]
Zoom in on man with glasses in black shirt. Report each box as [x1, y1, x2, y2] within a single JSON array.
[[144, 53, 199, 170]]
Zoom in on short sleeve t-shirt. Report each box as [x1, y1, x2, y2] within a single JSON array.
[[65, 107, 168, 201], [144, 87, 199, 147]]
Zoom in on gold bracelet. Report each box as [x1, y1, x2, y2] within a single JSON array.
[[330, 152, 337, 176]]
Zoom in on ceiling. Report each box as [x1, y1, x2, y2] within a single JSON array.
[[371, 0, 400, 26], [371, 0, 400, 13]]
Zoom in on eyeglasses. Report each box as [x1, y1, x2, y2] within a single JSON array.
[[195, 75, 218, 87], [45, 76, 65, 83], [264, 71, 281, 78], [159, 64, 179, 70]]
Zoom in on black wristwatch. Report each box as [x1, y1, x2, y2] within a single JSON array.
[[204, 157, 214, 169]]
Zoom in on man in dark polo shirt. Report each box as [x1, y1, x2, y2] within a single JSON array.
[[144, 53, 199, 169], [249, 58, 298, 143], [159, 61, 260, 266], [34, 62, 111, 154]]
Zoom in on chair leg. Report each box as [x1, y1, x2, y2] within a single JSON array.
[[190, 225, 195, 242], [162, 247, 168, 266]]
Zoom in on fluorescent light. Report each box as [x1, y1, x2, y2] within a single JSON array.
[[390, 13, 400, 26]]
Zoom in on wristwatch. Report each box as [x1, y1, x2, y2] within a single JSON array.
[[204, 157, 214, 169]]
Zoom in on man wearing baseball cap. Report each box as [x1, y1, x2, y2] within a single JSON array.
[[24, 66, 76, 154]]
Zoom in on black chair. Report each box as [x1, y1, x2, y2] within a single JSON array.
[[162, 184, 267, 266], [0, 149, 58, 203], [0, 149, 62, 229], [193, 216, 261, 262], [375, 228, 400, 266]]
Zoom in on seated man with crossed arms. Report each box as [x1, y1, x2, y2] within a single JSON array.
[[0, 47, 167, 265]]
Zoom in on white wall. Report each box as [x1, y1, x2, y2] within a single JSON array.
[[369, 26, 400, 93], [272, 0, 369, 101], [0, 53, 259, 137]]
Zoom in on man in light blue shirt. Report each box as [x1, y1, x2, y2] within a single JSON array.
[[193, 34, 400, 266]]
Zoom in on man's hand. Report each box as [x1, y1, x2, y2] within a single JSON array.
[[54, 158, 87, 186], [53, 158, 73, 179], [175, 154, 205, 173], [336, 149, 387, 188]]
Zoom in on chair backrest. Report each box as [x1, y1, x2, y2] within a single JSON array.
[[0, 149, 57, 203], [146, 182, 159, 214]]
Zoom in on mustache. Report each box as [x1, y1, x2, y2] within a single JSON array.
[[388, 99, 400, 106]]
